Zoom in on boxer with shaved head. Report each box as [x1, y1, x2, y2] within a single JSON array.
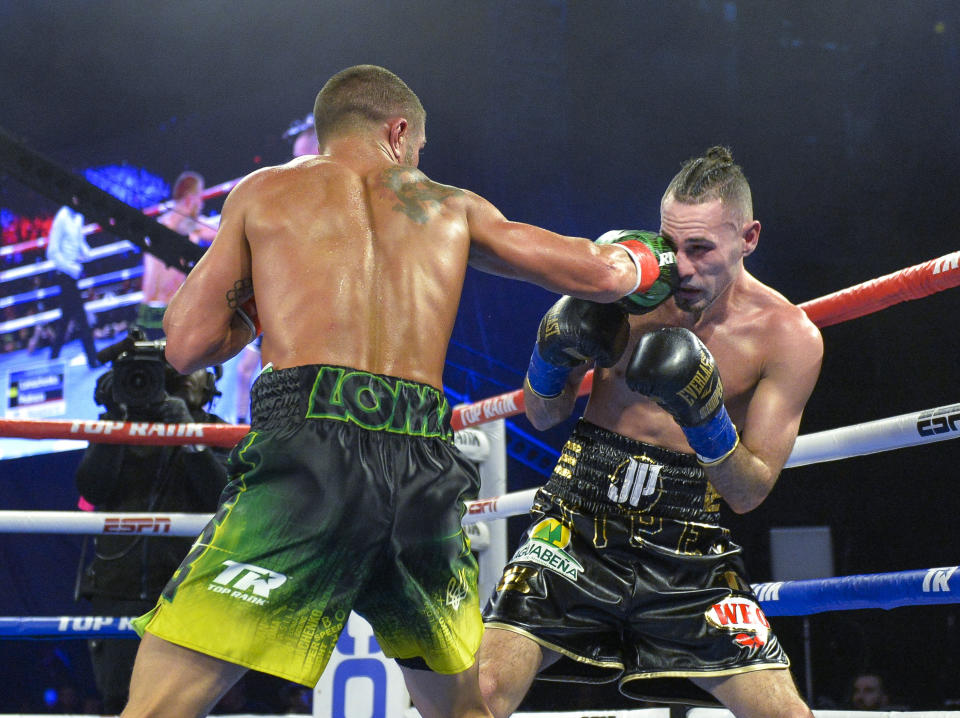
[[120, 64, 676, 718]]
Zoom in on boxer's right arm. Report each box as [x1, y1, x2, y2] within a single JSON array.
[[464, 192, 642, 302], [524, 296, 629, 429], [524, 362, 591, 430]]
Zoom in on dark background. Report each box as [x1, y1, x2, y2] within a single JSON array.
[[1, 0, 958, 712]]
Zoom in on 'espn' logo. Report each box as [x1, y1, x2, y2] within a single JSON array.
[[103, 517, 172, 534], [916, 409, 960, 437]]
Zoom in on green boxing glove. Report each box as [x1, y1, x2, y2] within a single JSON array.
[[595, 230, 679, 314]]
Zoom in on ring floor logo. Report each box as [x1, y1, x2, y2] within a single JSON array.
[[317, 613, 409, 718]]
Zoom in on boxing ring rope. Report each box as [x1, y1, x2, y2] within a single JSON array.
[[0, 175, 240, 257], [1, 397, 958, 472], [0, 398, 959, 533], [798, 250, 960, 328], [452, 250, 960, 430], [1, 564, 957, 639], [1, 252, 959, 715]]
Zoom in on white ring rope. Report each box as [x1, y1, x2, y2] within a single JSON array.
[[784, 402, 960, 468], [1, 401, 956, 534]]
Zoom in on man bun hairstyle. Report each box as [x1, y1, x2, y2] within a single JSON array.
[[313, 65, 426, 147], [663, 146, 753, 224]]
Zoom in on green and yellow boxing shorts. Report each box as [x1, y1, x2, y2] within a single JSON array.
[[134, 364, 483, 686]]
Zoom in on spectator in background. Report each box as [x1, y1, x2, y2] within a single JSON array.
[[292, 124, 319, 157], [74, 361, 229, 712], [46, 205, 99, 367], [137, 171, 217, 339], [848, 671, 891, 710]]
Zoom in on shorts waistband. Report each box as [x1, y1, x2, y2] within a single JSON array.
[[543, 419, 720, 523], [250, 364, 453, 440]]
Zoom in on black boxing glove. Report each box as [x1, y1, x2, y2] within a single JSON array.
[[525, 296, 630, 398], [625, 327, 739, 465]]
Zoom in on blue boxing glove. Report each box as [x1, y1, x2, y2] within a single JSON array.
[[526, 296, 630, 399], [595, 230, 678, 314], [625, 327, 739, 465]]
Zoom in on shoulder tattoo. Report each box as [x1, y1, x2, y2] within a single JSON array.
[[226, 278, 253, 309], [380, 167, 463, 224]]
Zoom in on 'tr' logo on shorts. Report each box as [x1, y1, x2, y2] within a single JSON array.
[[211, 560, 288, 599]]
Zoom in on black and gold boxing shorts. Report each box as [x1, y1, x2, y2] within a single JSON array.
[[483, 420, 789, 706], [135, 365, 483, 685]]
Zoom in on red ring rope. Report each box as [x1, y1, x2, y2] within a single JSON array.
[[452, 250, 960, 430], [0, 251, 956, 441], [797, 251, 959, 328]]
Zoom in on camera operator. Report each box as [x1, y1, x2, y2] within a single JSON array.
[[74, 335, 229, 713]]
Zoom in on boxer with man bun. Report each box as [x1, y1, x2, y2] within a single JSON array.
[[481, 147, 823, 718]]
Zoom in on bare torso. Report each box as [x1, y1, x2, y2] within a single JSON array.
[[163, 138, 645, 382], [142, 212, 210, 305], [585, 271, 814, 452], [244, 157, 471, 389], [142, 257, 186, 305]]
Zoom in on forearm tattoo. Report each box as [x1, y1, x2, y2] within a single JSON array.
[[226, 278, 253, 309], [380, 167, 462, 224]]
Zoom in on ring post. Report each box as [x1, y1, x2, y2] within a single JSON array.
[[472, 418, 508, 605]]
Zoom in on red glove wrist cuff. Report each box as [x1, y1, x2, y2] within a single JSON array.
[[613, 240, 660, 294]]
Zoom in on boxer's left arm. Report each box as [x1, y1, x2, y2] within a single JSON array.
[[463, 191, 640, 301], [708, 317, 823, 513], [627, 312, 822, 513], [163, 178, 256, 374]]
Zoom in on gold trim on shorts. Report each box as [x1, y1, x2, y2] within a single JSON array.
[[484, 621, 625, 675]]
